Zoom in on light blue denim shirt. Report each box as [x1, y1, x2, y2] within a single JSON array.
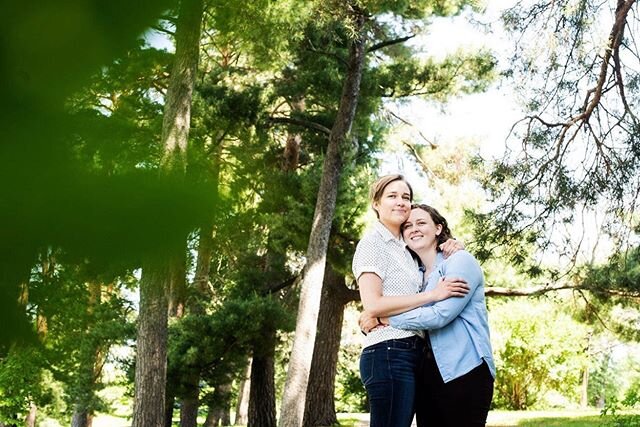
[[389, 250, 496, 383]]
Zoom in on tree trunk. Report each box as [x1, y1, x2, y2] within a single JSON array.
[[248, 329, 277, 427], [203, 410, 218, 427], [218, 383, 232, 426], [71, 394, 93, 427], [133, 259, 171, 427], [24, 403, 36, 427], [205, 404, 231, 427], [303, 262, 359, 426], [234, 360, 252, 425], [179, 201, 220, 427], [202, 381, 232, 427], [165, 391, 176, 427], [168, 255, 187, 318], [132, 0, 203, 426], [278, 7, 366, 426], [581, 368, 589, 407], [180, 374, 200, 427], [71, 408, 93, 427], [71, 281, 105, 427]]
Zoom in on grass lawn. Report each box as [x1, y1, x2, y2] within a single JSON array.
[[336, 410, 640, 426], [72, 409, 640, 426], [487, 409, 640, 426]]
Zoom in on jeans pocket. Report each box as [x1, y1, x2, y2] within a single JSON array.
[[360, 349, 376, 386]]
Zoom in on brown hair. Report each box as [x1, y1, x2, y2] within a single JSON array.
[[410, 204, 453, 249], [369, 174, 413, 218]]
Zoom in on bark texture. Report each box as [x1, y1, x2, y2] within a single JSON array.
[[164, 392, 176, 427], [133, 259, 171, 427], [179, 374, 200, 427], [178, 95, 224, 427], [234, 361, 252, 425], [203, 382, 232, 427], [70, 409, 92, 427], [132, 0, 203, 426], [24, 403, 37, 427], [303, 262, 359, 426], [248, 329, 277, 427], [278, 7, 366, 426]]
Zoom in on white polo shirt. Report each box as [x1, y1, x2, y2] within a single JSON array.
[[352, 221, 423, 348]]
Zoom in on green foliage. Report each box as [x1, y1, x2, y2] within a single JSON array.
[[0, 0, 215, 350], [0, 346, 57, 424], [567, 248, 640, 341], [491, 299, 588, 409], [205, 0, 314, 69], [601, 396, 640, 427], [335, 344, 367, 413], [167, 294, 294, 398], [0, 248, 136, 423], [582, 247, 640, 301], [367, 50, 495, 100], [588, 351, 623, 408], [358, 0, 480, 18], [478, 0, 640, 270]]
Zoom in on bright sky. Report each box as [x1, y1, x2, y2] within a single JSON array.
[[381, 0, 520, 175]]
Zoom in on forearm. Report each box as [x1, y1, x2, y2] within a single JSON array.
[[389, 305, 453, 330], [361, 290, 442, 317]]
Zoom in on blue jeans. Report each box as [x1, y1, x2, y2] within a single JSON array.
[[360, 336, 424, 427]]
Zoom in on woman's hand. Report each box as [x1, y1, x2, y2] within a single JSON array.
[[430, 276, 469, 302], [359, 311, 388, 335], [440, 238, 464, 258]]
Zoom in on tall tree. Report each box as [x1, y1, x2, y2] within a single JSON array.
[[0, 0, 173, 352], [278, 3, 366, 425], [278, 0, 495, 422], [132, 0, 204, 426], [303, 260, 358, 426], [475, 0, 640, 273]]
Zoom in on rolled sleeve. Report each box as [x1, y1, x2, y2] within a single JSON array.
[[352, 237, 387, 281], [390, 251, 483, 330]]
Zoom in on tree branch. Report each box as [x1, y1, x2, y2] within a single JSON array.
[[485, 282, 640, 299], [150, 24, 175, 37], [267, 117, 331, 136], [367, 34, 417, 53], [266, 276, 297, 295], [386, 108, 437, 148]]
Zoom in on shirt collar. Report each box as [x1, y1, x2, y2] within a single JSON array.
[[373, 221, 406, 247]]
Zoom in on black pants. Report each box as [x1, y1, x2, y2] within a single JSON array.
[[415, 345, 494, 427]]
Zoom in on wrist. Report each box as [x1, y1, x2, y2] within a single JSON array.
[[424, 290, 437, 303]]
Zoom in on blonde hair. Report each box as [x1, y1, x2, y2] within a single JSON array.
[[369, 174, 413, 218]]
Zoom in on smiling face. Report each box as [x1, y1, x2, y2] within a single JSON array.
[[372, 179, 412, 230], [402, 207, 443, 252]]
